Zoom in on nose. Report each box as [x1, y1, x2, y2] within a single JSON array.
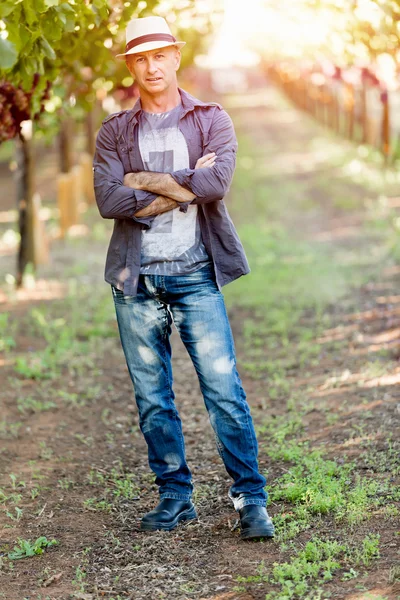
[[146, 59, 157, 74]]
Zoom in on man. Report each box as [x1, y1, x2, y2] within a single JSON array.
[[93, 15, 274, 540]]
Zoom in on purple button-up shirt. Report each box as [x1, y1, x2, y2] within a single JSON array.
[[93, 87, 250, 296]]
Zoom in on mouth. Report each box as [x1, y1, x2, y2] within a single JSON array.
[[146, 77, 162, 82]]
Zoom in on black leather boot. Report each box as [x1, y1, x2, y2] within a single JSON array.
[[140, 498, 197, 531], [239, 505, 275, 540]]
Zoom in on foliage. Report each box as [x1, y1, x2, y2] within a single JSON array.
[[8, 536, 58, 560], [252, 0, 400, 69], [307, 0, 400, 62], [0, 0, 122, 141], [0, 77, 51, 142]]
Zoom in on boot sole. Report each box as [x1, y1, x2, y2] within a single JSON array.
[[240, 526, 275, 540], [140, 507, 198, 532]]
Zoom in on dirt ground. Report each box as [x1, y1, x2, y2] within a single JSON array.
[[0, 85, 399, 600]]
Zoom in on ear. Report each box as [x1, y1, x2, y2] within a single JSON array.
[[125, 56, 135, 75], [174, 49, 181, 71]]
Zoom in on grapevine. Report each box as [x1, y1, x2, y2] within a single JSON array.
[[0, 76, 51, 143]]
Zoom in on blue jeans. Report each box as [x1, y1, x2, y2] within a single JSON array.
[[111, 263, 268, 511]]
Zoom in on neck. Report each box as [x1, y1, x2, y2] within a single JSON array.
[[139, 84, 181, 113]]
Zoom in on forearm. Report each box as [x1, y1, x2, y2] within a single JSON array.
[[93, 122, 158, 219], [134, 195, 178, 218], [125, 172, 196, 203]]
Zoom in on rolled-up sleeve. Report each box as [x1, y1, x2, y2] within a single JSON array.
[[170, 109, 237, 204], [93, 121, 156, 226]]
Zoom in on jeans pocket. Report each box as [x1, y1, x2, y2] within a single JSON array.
[[111, 284, 135, 305]]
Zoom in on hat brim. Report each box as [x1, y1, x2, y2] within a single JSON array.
[[116, 40, 185, 58]]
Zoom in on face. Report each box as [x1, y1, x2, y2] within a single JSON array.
[[126, 46, 181, 95]]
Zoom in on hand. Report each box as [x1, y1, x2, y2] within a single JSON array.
[[195, 152, 216, 169]]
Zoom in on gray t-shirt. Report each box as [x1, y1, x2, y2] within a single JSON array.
[[138, 102, 210, 275]]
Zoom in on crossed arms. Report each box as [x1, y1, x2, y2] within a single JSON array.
[[123, 153, 215, 218], [93, 108, 237, 225]]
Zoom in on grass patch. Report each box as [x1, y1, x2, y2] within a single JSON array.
[[83, 463, 141, 511], [258, 411, 394, 538], [234, 534, 380, 599], [17, 396, 57, 414], [8, 286, 116, 381], [0, 313, 17, 352]]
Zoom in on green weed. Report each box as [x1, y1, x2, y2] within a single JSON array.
[[361, 438, 400, 476], [0, 421, 22, 439], [382, 504, 399, 519], [8, 537, 58, 560], [17, 396, 57, 414], [389, 565, 400, 584], [352, 534, 380, 567], [193, 483, 219, 505], [72, 546, 91, 592], [86, 465, 140, 506], [14, 352, 58, 380], [9, 473, 25, 489], [0, 313, 17, 352], [234, 534, 381, 599], [72, 564, 87, 592], [74, 433, 94, 447], [38, 442, 54, 461], [58, 478, 74, 491], [6, 507, 23, 521], [341, 567, 358, 581], [83, 498, 113, 512], [30, 487, 40, 499], [56, 389, 85, 407]]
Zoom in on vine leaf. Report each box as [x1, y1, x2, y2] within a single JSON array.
[[0, 38, 18, 70]]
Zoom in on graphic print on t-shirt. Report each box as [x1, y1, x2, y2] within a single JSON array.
[[138, 104, 210, 275]]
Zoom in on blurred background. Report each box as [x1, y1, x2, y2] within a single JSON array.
[[0, 0, 399, 286]]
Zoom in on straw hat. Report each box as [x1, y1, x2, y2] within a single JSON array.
[[116, 16, 185, 58]]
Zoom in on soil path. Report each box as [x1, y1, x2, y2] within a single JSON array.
[[0, 86, 399, 600]]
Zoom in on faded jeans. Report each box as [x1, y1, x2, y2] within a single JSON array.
[[111, 263, 268, 511]]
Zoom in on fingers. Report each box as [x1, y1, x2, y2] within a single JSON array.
[[195, 152, 217, 169], [202, 152, 216, 164]]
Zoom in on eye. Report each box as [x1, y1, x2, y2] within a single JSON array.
[[155, 53, 164, 59]]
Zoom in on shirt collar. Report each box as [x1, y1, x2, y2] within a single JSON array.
[[127, 87, 220, 124]]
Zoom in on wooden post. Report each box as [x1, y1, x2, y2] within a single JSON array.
[[59, 115, 74, 173], [381, 90, 390, 162], [360, 84, 368, 144], [70, 164, 83, 223], [367, 118, 379, 147], [345, 83, 355, 140], [305, 79, 312, 114], [331, 91, 339, 133], [79, 153, 95, 204], [57, 173, 72, 237], [322, 86, 330, 127], [301, 78, 307, 110], [31, 193, 49, 265]]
